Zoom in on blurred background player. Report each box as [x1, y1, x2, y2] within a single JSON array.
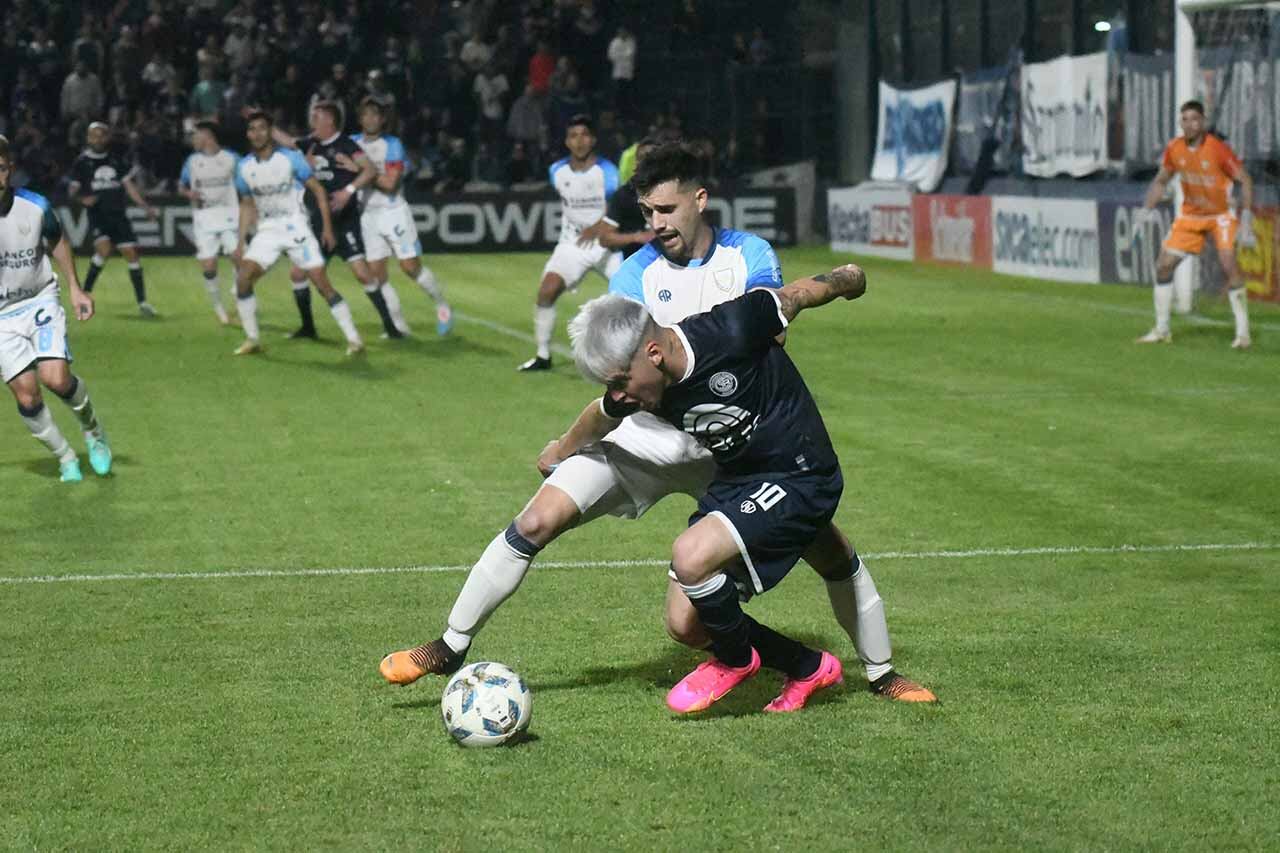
[[178, 121, 240, 326], [0, 135, 112, 482], [232, 111, 364, 357], [272, 102, 399, 340], [518, 114, 621, 372], [1136, 100, 1255, 350], [576, 134, 668, 260], [68, 122, 158, 317], [349, 97, 452, 337]]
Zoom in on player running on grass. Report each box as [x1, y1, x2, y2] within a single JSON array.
[[178, 121, 240, 325], [518, 114, 622, 371], [1136, 100, 1254, 349], [347, 97, 454, 337], [0, 135, 112, 482], [231, 111, 365, 357], [565, 266, 869, 711], [380, 143, 934, 703], [68, 122, 158, 317]]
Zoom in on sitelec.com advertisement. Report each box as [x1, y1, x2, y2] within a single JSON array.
[[991, 196, 1100, 283]]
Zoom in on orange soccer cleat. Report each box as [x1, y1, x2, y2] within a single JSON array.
[[870, 671, 938, 703], [379, 639, 465, 686]]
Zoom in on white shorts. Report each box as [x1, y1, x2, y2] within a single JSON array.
[[540, 441, 716, 521], [361, 205, 422, 263], [244, 220, 324, 271], [193, 208, 239, 261], [543, 241, 623, 289], [0, 297, 70, 383]]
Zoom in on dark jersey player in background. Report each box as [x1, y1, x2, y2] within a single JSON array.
[[272, 102, 399, 339], [567, 263, 881, 714], [67, 122, 159, 317], [576, 135, 667, 259]]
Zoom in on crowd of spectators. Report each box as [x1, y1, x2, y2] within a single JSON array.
[[2, 0, 789, 199]]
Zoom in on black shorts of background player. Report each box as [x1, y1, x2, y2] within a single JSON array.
[[272, 101, 402, 339], [68, 122, 160, 317]]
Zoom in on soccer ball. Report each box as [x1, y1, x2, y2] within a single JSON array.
[[440, 662, 532, 748]]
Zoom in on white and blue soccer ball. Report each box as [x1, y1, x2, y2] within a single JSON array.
[[440, 662, 532, 748]]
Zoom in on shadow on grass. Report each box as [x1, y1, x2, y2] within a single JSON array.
[[2, 454, 137, 477]]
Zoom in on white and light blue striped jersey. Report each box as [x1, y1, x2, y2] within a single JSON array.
[[352, 133, 408, 211], [608, 227, 784, 327], [180, 148, 241, 213], [234, 148, 312, 224], [600, 227, 784, 467], [550, 156, 619, 243], [0, 190, 63, 313]]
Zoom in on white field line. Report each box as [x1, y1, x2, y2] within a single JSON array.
[[453, 310, 574, 358], [3, 541, 1276, 586]]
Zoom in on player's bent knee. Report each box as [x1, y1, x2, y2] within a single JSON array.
[[513, 502, 573, 548], [670, 533, 719, 585]]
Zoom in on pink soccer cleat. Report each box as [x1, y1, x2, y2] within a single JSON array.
[[666, 648, 761, 713], [763, 651, 844, 713]]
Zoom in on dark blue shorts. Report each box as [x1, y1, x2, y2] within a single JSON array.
[[89, 210, 138, 246], [310, 209, 365, 262], [689, 466, 844, 596]]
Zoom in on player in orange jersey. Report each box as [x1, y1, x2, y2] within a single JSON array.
[[1136, 100, 1255, 349]]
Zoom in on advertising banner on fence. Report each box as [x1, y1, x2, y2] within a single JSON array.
[[912, 194, 992, 268], [871, 78, 958, 193], [1021, 52, 1109, 178], [828, 183, 913, 260], [1098, 200, 1175, 285], [55, 188, 797, 255], [992, 196, 1100, 282], [1236, 207, 1278, 302], [1121, 53, 1174, 175], [953, 64, 1017, 176]]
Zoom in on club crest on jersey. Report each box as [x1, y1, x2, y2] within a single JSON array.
[[658, 289, 672, 302], [18, 222, 30, 235], [709, 371, 738, 397], [713, 269, 735, 292]]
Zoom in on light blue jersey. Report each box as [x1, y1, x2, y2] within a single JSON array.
[[234, 148, 312, 225], [550, 156, 619, 243]]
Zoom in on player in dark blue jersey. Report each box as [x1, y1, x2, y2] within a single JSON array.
[[567, 263, 906, 712]]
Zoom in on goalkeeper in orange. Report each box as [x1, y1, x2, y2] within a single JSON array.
[[1136, 100, 1254, 349]]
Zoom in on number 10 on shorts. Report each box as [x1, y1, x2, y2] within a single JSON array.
[[747, 482, 787, 512]]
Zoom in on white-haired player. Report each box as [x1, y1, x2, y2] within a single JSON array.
[[518, 114, 622, 371], [178, 120, 240, 325], [346, 96, 452, 336], [0, 135, 112, 482]]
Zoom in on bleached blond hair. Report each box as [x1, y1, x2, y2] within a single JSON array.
[[568, 294, 655, 384]]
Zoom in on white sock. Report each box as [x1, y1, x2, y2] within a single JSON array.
[[202, 272, 226, 318], [445, 527, 538, 653], [236, 294, 260, 340], [91, 254, 106, 268], [1228, 287, 1250, 339], [328, 298, 362, 345], [415, 267, 445, 303], [825, 559, 893, 682], [60, 376, 102, 439], [20, 403, 76, 463], [379, 281, 409, 332], [1153, 283, 1173, 334], [534, 304, 556, 360]]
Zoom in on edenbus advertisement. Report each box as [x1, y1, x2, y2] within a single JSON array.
[[829, 184, 1278, 301]]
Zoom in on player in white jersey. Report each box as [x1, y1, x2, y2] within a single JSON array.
[[0, 136, 112, 482], [349, 97, 453, 337], [231, 111, 365, 357], [178, 121, 240, 325], [518, 114, 622, 372], [380, 143, 936, 703]]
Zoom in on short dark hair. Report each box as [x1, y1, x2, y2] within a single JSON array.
[[0, 134, 9, 163], [1180, 100, 1205, 116], [312, 101, 342, 126], [245, 110, 272, 127], [632, 142, 707, 195], [194, 120, 221, 142], [566, 113, 594, 134], [358, 96, 385, 114]]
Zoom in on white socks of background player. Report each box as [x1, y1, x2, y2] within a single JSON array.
[[1228, 287, 1250, 340], [415, 268, 446, 304], [202, 270, 228, 322], [378, 280, 409, 333], [19, 402, 76, 464], [1153, 282, 1174, 335], [825, 558, 894, 682], [236, 293, 260, 341], [534, 305, 556, 360], [442, 522, 542, 655]]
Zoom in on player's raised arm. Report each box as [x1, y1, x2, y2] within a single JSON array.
[[776, 263, 867, 322], [270, 126, 301, 149]]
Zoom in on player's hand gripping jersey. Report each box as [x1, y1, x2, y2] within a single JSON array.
[[603, 227, 784, 466]]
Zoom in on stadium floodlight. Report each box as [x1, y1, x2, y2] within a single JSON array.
[[1094, 21, 1112, 32]]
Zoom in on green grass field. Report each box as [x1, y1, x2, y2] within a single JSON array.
[[2, 248, 1278, 851]]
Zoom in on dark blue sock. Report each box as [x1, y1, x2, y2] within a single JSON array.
[[681, 574, 752, 668]]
